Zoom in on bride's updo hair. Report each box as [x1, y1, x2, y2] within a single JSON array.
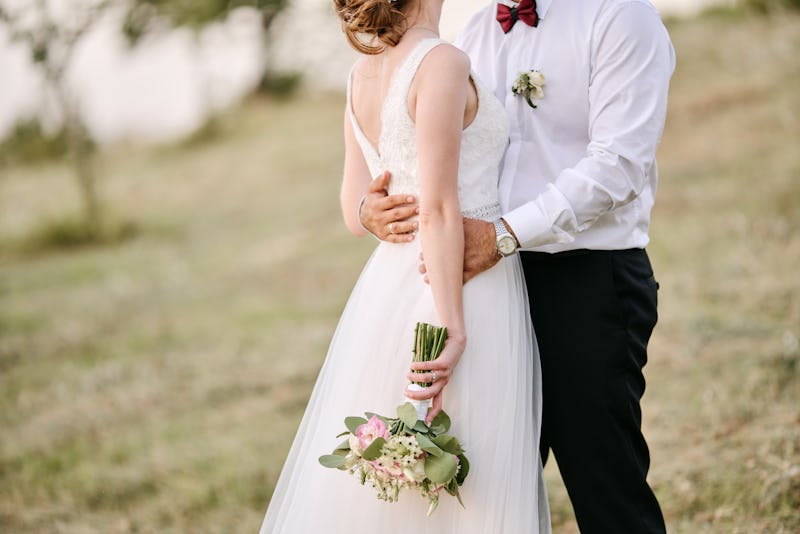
[[333, 0, 411, 55]]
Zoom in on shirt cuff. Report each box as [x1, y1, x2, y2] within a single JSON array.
[[502, 187, 575, 249]]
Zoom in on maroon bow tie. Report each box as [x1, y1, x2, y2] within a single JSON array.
[[496, 0, 539, 33]]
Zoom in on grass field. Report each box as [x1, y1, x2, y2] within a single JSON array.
[[1, 8, 799, 534]]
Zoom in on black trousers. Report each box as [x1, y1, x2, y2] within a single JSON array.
[[520, 248, 666, 534]]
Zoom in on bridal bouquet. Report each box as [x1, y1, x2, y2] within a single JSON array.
[[318, 323, 470, 515]]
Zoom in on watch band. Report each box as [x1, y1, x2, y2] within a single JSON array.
[[493, 218, 519, 257], [493, 219, 507, 238]]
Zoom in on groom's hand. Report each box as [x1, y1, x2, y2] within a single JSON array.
[[360, 171, 419, 243], [462, 218, 501, 283], [418, 218, 500, 284]]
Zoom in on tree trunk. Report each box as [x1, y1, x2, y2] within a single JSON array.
[[55, 79, 101, 236]]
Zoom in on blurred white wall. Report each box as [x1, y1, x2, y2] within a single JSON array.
[[0, 0, 728, 146]]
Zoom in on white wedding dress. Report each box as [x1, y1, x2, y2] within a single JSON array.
[[261, 38, 550, 533]]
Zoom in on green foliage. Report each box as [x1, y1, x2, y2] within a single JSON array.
[[360, 437, 385, 461], [423, 451, 458, 485], [396, 402, 418, 428], [122, 0, 290, 44], [414, 433, 442, 457], [257, 72, 303, 98], [0, 118, 70, 167], [318, 454, 346, 469], [344, 416, 367, 434], [10, 214, 139, 253], [738, 0, 800, 12]]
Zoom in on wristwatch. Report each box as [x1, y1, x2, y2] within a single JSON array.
[[493, 218, 519, 257]]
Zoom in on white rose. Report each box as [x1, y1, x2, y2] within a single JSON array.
[[528, 70, 545, 87], [532, 86, 544, 99], [344, 451, 359, 469], [403, 459, 426, 482], [348, 433, 363, 455]]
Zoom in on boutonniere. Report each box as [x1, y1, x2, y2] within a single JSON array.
[[511, 69, 545, 109]]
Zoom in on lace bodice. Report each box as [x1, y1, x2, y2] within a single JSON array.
[[346, 38, 509, 221]]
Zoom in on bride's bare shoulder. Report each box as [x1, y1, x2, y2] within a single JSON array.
[[417, 42, 471, 84]]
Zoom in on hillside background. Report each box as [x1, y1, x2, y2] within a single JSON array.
[[1, 5, 799, 534]]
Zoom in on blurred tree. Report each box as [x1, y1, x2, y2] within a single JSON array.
[[740, 0, 800, 11], [0, 0, 112, 237], [121, 0, 293, 96]]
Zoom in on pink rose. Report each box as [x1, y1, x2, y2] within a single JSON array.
[[355, 416, 389, 451]]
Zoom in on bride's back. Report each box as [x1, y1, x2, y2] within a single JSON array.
[[350, 35, 478, 155], [346, 37, 510, 220]]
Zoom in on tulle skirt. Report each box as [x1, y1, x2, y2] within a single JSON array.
[[260, 239, 550, 533]]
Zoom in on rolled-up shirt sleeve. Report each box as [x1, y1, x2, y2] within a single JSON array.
[[503, 1, 676, 248]]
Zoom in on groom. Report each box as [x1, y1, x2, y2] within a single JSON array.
[[359, 0, 675, 532]]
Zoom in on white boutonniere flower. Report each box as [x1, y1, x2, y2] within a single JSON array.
[[512, 69, 545, 109]]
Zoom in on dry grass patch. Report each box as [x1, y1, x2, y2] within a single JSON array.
[[1, 10, 799, 534]]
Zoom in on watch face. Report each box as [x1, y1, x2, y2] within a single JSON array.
[[498, 235, 517, 255]]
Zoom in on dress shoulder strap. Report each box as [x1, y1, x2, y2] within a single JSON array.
[[385, 37, 448, 110]]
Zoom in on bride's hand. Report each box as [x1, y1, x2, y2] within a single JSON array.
[[403, 333, 467, 424]]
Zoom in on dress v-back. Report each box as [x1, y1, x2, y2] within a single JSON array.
[[347, 38, 510, 222], [260, 38, 550, 534]]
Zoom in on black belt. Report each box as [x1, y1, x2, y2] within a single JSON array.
[[520, 248, 592, 263]]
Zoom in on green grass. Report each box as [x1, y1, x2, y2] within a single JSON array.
[[1, 9, 799, 534]]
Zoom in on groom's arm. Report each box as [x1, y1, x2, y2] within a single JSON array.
[[504, 2, 675, 248]]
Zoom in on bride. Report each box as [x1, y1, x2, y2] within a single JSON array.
[[260, 0, 550, 531]]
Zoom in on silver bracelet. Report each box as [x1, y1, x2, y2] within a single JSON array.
[[357, 195, 381, 241]]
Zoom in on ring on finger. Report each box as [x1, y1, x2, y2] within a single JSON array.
[[388, 222, 394, 234], [431, 371, 438, 382]]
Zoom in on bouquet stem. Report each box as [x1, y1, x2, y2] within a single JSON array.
[[406, 322, 448, 420]]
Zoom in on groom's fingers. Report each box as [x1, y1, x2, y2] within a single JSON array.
[[378, 195, 418, 212], [384, 204, 419, 223], [368, 170, 391, 193], [389, 220, 418, 235]]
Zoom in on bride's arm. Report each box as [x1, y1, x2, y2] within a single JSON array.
[[340, 90, 421, 241], [340, 109, 373, 236], [404, 45, 472, 422]]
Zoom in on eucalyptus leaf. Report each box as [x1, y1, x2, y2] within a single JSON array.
[[334, 438, 351, 451], [344, 416, 367, 434], [397, 402, 419, 427], [415, 433, 443, 457], [430, 411, 451, 433], [456, 453, 470, 485], [318, 454, 347, 469], [335, 430, 350, 438], [451, 481, 465, 508], [361, 437, 386, 461], [431, 434, 462, 455], [424, 451, 458, 484], [413, 420, 429, 433]]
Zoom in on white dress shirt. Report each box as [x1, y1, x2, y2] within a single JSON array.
[[456, 0, 676, 252]]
